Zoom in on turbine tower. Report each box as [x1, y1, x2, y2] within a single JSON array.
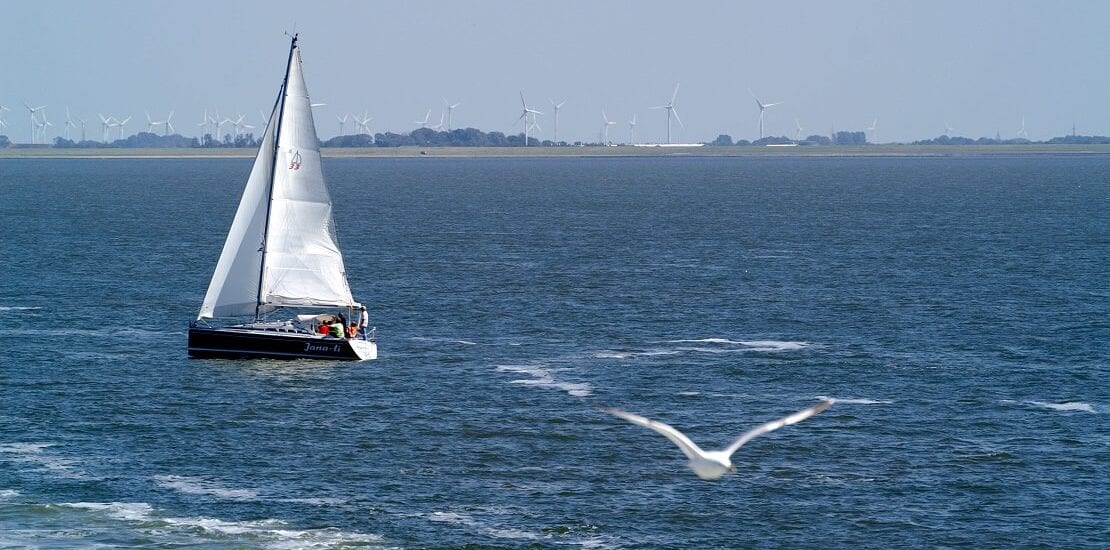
[[517, 92, 543, 146], [64, 107, 77, 140], [336, 113, 349, 136], [145, 110, 175, 135], [414, 109, 431, 129], [649, 84, 682, 144], [749, 90, 782, 140], [600, 110, 616, 144], [1017, 116, 1029, 139], [549, 99, 566, 143], [115, 115, 131, 140], [793, 117, 804, 142], [198, 109, 213, 138], [98, 114, 115, 143], [353, 111, 373, 134], [444, 98, 461, 131], [866, 118, 878, 144], [24, 103, 46, 144], [628, 113, 637, 144]]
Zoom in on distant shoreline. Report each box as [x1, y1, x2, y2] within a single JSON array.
[[2, 144, 1110, 159]]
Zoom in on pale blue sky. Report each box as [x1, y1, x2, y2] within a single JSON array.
[[2, 1, 1107, 143]]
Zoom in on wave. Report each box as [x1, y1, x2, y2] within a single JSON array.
[[410, 336, 479, 346], [0, 442, 89, 479], [154, 475, 260, 501], [57, 502, 383, 547], [61, 501, 154, 521], [595, 340, 810, 359], [427, 511, 541, 541], [0, 306, 42, 312], [662, 338, 810, 351], [0, 489, 19, 499], [816, 396, 893, 405], [1027, 401, 1096, 413], [496, 364, 593, 398], [153, 475, 344, 505]]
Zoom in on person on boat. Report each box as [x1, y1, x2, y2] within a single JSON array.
[[358, 305, 369, 339], [330, 319, 345, 338], [347, 323, 358, 339], [317, 321, 330, 336]]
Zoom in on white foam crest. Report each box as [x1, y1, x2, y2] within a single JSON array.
[[427, 511, 540, 541], [593, 349, 681, 359], [496, 364, 593, 397], [664, 338, 744, 344], [0, 442, 88, 479], [275, 497, 347, 506], [660, 338, 810, 351], [738, 340, 809, 351], [0, 306, 42, 312], [1027, 401, 1096, 413], [409, 336, 479, 345], [0, 442, 54, 454], [154, 475, 259, 501], [0, 489, 19, 499], [161, 516, 383, 547], [817, 396, 893, 405], [676, 391, 701, 396], [61, 502, 155, 521], [58, 501, 382, 547]]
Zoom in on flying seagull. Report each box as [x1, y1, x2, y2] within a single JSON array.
[[602, 398, 834, 480]]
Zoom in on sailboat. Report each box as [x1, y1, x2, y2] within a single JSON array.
[[188, 35, 377, 361]]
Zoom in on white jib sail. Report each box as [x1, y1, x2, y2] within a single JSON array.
[[198, 103, 279, 319], [198, 39, 355, 319], [260, 44, 355, 310]]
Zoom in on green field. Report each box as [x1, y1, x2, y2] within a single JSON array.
[[2, 143, 1109, 159]]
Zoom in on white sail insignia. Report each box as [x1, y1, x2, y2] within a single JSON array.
[[198, 42, 355, 319]]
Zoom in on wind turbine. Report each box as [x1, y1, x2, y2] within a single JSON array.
[[749, 90, 782, 140], [34, 114, 52, 144], [793, 117, 804, 142], [414, 109, 431, 129], [943, 122, 954, 136], [628, 113, 638, 144], [115, 115, 131, 140], [214, 111, 229, 140], [353, 111, 373, 134], [336, 113, 349, 136], [162, 111, 176, 135], [64, 107, 77, 140], [517, 92, 543, 146], [549, 99, 566, 143], [24, 103, 46, 144], [430, 111, 447, 131], [649, 84, 682, 144], [198, 109, 213, 138], [1017, 116, 1029, 139], [78, 116, 87, 141], [98, 114, 115, 143], [600, 110, 616, 144], [0, 106, 9, 135], [444, 98, 461, 131], [232, 114, 251, 138], [866, 118, 878, 144]]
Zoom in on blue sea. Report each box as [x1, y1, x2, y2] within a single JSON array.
[[1, 155, 1106, 548]]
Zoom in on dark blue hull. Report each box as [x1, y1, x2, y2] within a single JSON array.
[[187, 326, 376, 360]]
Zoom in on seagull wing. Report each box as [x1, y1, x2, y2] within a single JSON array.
[[722, 399, 834, 457], [604, 407, 704, 461]]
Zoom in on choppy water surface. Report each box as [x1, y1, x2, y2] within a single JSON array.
[[1, 155, 1107, 548]]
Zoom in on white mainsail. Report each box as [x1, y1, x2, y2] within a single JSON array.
[[198, 39, 355, 319]]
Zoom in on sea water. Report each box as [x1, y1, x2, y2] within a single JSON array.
[[0, 155, 1106, 548]]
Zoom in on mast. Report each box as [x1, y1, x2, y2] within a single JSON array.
[[255, 33, 298, 321]]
